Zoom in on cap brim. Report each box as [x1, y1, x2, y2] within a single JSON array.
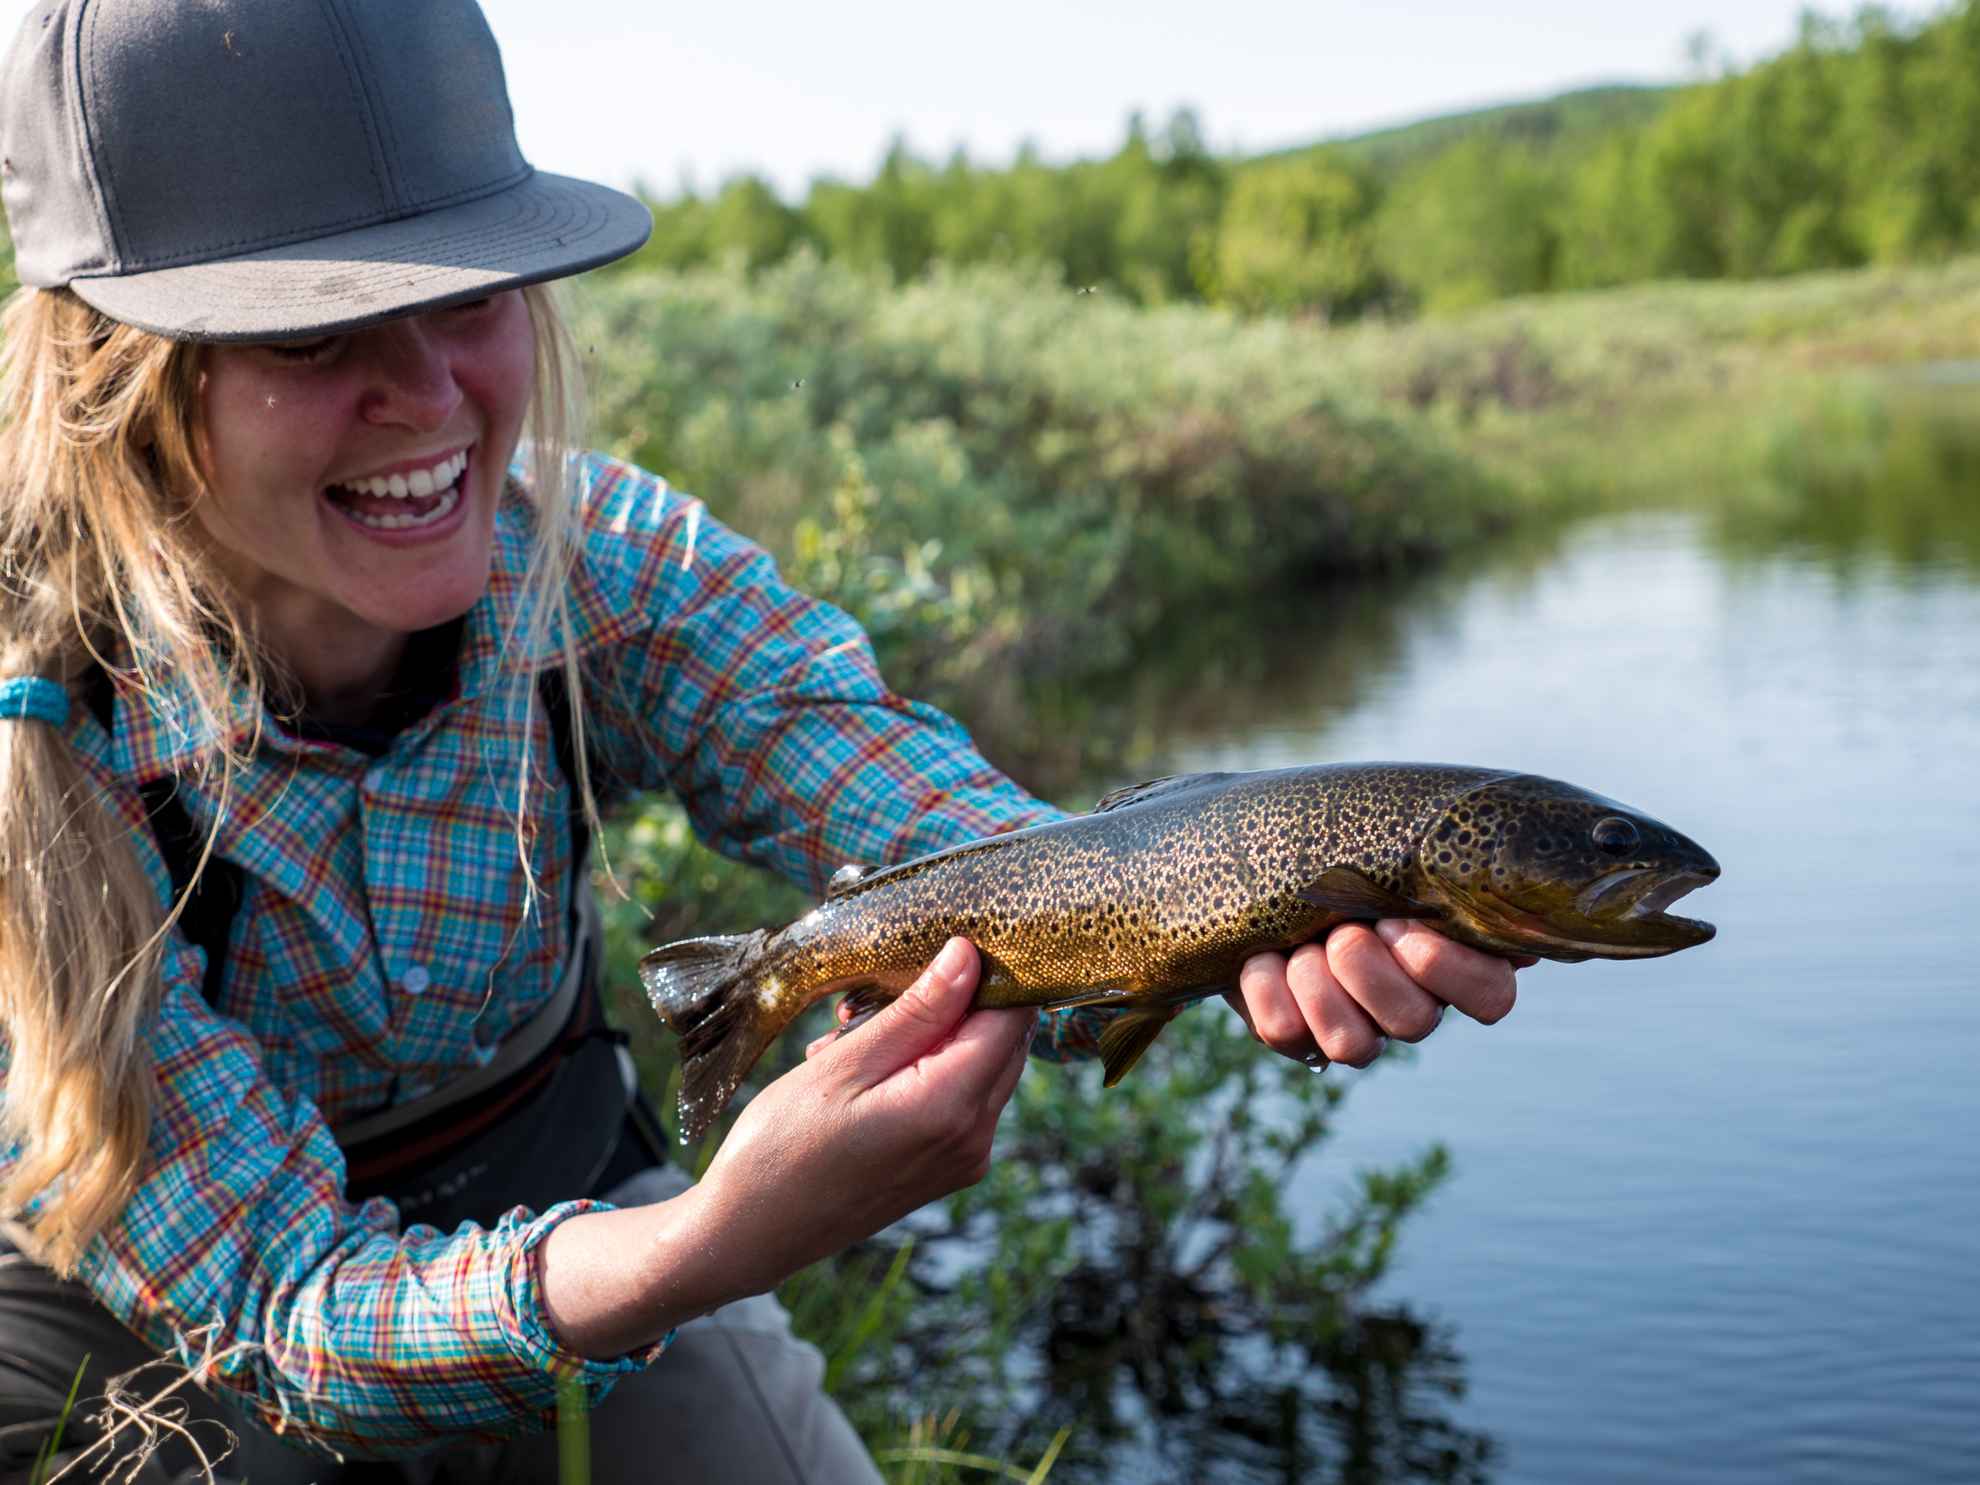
[[69, 171, 652, 343]]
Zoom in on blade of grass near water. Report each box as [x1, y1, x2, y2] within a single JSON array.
[[556, 1376, 590, 1485], [28, 1354, 88, 1485]]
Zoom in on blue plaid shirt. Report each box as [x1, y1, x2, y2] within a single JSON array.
[[4, 453, 1100, 1455]]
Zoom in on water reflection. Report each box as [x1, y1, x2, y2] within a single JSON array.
[[854, 1000, 1505, 1485], [1706, 382, 1980, 574], [1010, 520, 1580, 802], [1030, 1298, 1493, 1485]]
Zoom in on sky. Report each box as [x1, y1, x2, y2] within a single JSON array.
[[0, 0, 1945, 200]]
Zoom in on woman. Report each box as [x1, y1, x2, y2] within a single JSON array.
[[0, 2, 1520, 1480]]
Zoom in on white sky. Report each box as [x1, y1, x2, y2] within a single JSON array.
[[2, 1, 1946, 199]]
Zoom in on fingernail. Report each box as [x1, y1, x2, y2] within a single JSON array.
[[1374, 919, 1406, 944], [932, 937, 970, 986]]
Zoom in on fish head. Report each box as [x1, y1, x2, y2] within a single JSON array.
[[1416, 774, 1720, 962]]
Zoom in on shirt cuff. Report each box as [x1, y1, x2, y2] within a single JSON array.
[[499, 1200, 671, 1390]]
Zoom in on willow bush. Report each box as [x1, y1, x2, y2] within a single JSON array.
[[569, 251, 1512, 774]]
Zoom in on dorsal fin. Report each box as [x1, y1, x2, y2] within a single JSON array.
[[1091, 772, 1223, 815], [825, 863, 872, 898]]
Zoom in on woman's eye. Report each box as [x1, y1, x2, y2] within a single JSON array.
[[263, 336, 341, 363], [445, 296, 494, 317]]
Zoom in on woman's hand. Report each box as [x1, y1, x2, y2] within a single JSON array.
[[1226, 920, 1530, 1068], [685, 936, 1029, 1300], [544, 937, 1027, 1359]]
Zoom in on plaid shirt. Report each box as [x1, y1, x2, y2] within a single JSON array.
[[4, 453, 1102, 1456]]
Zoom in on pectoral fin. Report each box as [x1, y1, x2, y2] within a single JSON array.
[[1298, 867, 1444, 921], [1098, 1005, 1183, 1087], [835, 982, 898, 1036]]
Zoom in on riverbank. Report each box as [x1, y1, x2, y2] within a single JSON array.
[[569, 252, 1520, 788], [1320, 256, 1980, 555], [582, 252, 1980, 964], [575, 253, 1980, 798]]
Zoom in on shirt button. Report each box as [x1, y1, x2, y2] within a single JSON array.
[[401, 966, 431, 995]]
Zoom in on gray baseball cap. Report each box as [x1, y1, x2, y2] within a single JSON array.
[[0, 0, 652, 342]]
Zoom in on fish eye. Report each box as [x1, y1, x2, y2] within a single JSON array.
[[1592, 816, 1640, 855]]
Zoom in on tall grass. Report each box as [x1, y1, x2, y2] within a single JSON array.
[[571, 252, 1517, 777]]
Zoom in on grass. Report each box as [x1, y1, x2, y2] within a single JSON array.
[[26, 1356, 86, 1485], [24, 1334, 248, 1485], [1313, 255, 1980, 519]]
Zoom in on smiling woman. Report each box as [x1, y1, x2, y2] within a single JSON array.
[[193, 294, 538, 722], [0, 2, 1530, 1482]]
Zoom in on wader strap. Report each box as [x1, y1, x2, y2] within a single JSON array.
[[332, 883, 600, 1148]]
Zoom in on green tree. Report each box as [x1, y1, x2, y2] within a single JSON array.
[[704, 174, 803, 270], [807, 135, 940, 281], [614, 175, 715, 275], [1375, 138, 1564, 312], [1210, 151, 1385, 318], [1554, 132, 1659, 288]]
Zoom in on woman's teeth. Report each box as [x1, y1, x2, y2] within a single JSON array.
[[336, 450, 467, 500], [327, 451, 468, 530], [345, 484, 461, 530]]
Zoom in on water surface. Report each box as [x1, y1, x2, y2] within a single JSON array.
[[1152, 512, 1980, 1483]]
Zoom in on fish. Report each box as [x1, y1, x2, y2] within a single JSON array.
[[640, 764, 1721, 1142]]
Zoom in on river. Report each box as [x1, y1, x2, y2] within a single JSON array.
[[1138, 508, 1980, 1482]]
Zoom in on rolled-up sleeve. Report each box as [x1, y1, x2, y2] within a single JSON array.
[[0, 733, 661, 1458], [571, 455, 1107, 1063]]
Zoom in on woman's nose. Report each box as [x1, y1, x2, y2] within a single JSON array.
[[358, 319, 463, 429]]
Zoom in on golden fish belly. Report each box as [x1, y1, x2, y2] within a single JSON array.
[[775, 853, 1340, 1017]]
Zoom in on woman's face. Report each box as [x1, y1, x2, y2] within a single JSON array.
[[193, 291, 536, 663]]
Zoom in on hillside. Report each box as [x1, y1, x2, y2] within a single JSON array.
[[1278, 82, 1675, 177]]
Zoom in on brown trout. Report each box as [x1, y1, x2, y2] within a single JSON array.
[[641, 764, 1720, 1142]]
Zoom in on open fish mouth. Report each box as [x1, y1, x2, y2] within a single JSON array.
[[1577, 867, 1718, 938]]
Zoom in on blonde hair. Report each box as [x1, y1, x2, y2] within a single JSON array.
[[0, 283, 600, 1274]]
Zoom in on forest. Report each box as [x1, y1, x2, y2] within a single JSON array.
[[595, 2, 1980, 319]]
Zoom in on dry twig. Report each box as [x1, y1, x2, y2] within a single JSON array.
[[43, 1327, 253, 1485]]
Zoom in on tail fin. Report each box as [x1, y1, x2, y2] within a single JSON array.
[[639, 930, 781, 1144]]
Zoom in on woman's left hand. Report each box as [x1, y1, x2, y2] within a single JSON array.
[[1226, 920, 1532, 1068]]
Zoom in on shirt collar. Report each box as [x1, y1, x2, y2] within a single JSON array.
[[111, 470, 636, 783]]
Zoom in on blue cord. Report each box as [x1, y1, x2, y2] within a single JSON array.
[[0, 676, 70, 726]]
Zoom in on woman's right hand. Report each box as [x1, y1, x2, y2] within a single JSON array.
[[677, 936, 1031, 1302], [543, 937, 1028, 1359]]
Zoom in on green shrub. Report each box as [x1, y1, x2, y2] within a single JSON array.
[[571, 253, 1511, 775]]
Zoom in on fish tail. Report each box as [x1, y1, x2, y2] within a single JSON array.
[[639, 929, 786, 1144]]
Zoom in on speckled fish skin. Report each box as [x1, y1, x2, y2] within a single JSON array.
[[641, 764, 1720, 1142]]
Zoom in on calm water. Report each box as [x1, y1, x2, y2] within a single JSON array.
[[1151, 512, 1980, 1483]]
